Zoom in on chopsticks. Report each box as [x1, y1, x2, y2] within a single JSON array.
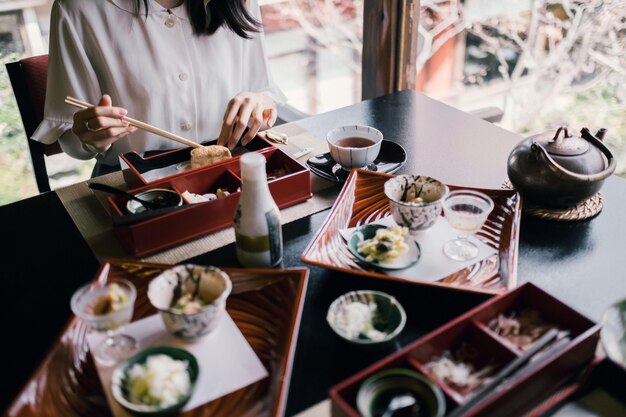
[[445, 328, 563, 417], [65, 96, 201, 149]]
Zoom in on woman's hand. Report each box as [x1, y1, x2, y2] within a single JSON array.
[[217, 92, 278, 150], [71, 94, 136, 153]]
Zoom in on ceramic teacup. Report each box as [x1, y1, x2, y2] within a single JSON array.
[[327, 125, 383, 170]]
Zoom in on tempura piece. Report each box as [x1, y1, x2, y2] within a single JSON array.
[[190, 145, 232, 169]]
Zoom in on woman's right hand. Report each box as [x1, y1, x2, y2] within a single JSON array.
[[71, 94, 136, 153]]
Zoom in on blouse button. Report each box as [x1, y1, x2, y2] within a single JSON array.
[[179, 73, 189, 81], [181, 122, 192, 131], [165, 18, 175, 28]]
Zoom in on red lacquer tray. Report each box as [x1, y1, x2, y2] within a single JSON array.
[[301, 169, 522, 295], [6, 260, 309, 417], [330, 283, 600, 417], [109, 146, 311, 257]]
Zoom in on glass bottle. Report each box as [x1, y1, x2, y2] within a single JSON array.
[[234, 153, 283, 267]]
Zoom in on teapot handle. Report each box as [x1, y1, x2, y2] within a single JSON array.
[[531, 128, 616, 183]]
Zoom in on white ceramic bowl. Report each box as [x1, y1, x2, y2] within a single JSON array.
[[327, 125, 383, 170], [327, 290, 406, 346], [384, 175, 449, 233], [148, 264, 231, 340]]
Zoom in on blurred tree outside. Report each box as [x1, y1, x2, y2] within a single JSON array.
[[1, 0, 625, 206], [0, 52, 94, 206], [0, 51, 37, 205]]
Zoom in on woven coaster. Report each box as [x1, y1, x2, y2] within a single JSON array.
[[502, 180, 604, 221]]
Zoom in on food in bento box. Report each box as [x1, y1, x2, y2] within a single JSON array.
[[190, 145, 232, 169], [425, 344, 497, 396], [489, 309, 561, 351], [216, 188, 230, 198], [267, 167, 287, 181], [182, 188, 231, 204]]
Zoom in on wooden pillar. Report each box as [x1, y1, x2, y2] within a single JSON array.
[[362, 0, 420, 99]]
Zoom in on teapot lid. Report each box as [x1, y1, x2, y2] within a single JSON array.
[[542, 127, 589, 156]]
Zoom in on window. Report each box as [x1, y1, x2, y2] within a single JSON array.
[[260, 0, 363, 115]]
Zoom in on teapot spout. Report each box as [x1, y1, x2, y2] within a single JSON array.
[[595, 128, 607, 141]]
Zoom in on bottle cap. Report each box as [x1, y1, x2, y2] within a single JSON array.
[[240, 153, 266, 180]]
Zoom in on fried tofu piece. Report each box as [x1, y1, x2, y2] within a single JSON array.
[[190, 145, 232, 169]]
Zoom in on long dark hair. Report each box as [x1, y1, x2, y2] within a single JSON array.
[[134, 0, 261, 39]]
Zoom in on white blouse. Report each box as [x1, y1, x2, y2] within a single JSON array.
[[33, 0, 286, 166]]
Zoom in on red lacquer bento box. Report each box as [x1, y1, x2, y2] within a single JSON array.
[[119, 136, 274, 188], [330, 283, 600, 417], [108, 139, 311, 256]]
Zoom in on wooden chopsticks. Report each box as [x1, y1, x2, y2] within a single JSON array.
[[64, 96, 201, 149]]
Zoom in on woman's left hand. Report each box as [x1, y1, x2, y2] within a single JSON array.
[[217, 92, 278, 149]]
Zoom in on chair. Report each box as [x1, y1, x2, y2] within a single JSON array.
[[6, 54, 62, 193]]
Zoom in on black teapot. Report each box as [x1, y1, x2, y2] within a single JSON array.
[[507, 127, 616, 208]]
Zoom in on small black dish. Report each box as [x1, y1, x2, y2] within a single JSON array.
[[306, 140, 407, 183]]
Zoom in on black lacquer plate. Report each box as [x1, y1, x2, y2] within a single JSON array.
[[306, 140, 407, 183]]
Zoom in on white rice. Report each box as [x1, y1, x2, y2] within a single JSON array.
[[127, 354, 191, 407]]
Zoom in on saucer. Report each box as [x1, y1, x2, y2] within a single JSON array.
[[347, 224, 420, 270], [306, 140, 407, 183]]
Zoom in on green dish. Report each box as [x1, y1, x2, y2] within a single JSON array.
[[357, 368, 446, 417], [111, 346, 199, 416], [327, 290, 406, 346], [348, 224, 420, 270]]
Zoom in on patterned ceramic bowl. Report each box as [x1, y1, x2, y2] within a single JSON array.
[[148, 265, 231, 340], [384, 175, 449, 233]]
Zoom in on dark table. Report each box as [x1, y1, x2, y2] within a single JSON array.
[[3, 90, 626, 416]]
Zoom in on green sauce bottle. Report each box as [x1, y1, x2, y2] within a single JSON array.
[[234, 153, 283, 267]]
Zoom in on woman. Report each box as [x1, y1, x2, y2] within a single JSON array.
[[33, 0, 285, 175]]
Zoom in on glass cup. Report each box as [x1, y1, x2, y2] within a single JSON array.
[[442, 190, 494, 261], [71, 278, 138, 366]]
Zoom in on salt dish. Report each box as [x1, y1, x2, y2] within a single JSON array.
[[147, 264, 232, 340]]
